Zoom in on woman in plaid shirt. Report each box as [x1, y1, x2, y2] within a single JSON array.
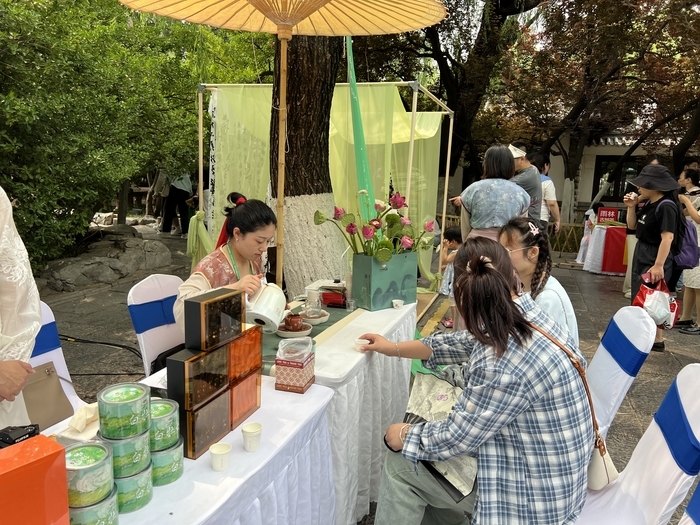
[[360, 237, 594, 524]]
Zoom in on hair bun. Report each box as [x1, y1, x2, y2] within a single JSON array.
[[467, 255, 495, 275]]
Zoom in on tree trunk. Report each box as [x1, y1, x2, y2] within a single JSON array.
[[673, 105, 700, 175], [117, 179, 129, 225], [270, 36, 346, 297]]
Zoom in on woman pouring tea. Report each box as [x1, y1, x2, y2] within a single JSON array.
[[174, 192, 277, 332]]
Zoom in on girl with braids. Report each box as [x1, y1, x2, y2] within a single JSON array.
[[174, 192, 277, 332], [360, 237, 592, 525], [499, 217, 579, 347]]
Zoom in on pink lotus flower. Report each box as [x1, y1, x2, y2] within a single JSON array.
[[362, 225, 375, 240], [400, 217, 411, 226], [369, 219, 382, 229], [375, 203, 385, 212], [346, 223, 358, 235], [424, 220, 435, 233], [390, 192, 406, 209], [333, 206, 345, 220], [400, 236, 414, 249]]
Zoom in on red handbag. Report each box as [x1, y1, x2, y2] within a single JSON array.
[[632, 274, 679, 329]]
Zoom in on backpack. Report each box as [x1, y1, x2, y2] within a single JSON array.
[[657, 200, 700, 270]]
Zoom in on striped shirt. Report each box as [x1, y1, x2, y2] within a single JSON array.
[[403, 295, 593, 524]]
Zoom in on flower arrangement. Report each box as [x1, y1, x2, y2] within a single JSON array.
[[314, 191, 435, 263]]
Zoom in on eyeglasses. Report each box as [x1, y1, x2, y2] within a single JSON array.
[[505, 246, 529, 254]]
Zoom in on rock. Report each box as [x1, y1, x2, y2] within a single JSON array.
[[126, 218, 139, 226], [143, 241, 171, 269], [101, 224, 142, 239], [34, 277, 48, 293], [92, 212, 115, 225], [139, 217, 156, 225]]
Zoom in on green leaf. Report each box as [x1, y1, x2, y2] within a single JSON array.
[[313, 210, 327, 225], [374, 247, 393, 263], [340, 213, 356, 227]]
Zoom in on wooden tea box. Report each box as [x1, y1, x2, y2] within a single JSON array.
[[184, 288, 245, 351], [228, 325, 263, 383], [275, 353, 315, 394], [180, 386, 231, 459], [167, 344, 229, 411], [230, 368, 262, 431]]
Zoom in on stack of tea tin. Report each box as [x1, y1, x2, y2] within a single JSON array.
[[97, 382, 153, 514], [65, 441, 118, 525], [149, 398, 184, 486]]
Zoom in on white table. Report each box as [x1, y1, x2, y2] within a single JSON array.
[[313, 303, 416, 525], [583, 225, 627, 276], [50, 377, 336, 525]]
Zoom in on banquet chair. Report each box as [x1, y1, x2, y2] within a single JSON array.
[[577, 363, 700, 525], [30, 301, 87, 413], [679, 485, 700, 525], [127, 274, 184, 376], [587, 305, 656, 439]]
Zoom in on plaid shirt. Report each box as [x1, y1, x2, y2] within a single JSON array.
[[403, 295, 593, 525]]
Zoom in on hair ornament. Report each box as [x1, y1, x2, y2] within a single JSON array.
[[480, 256, 495, 270], [528, 222, 540, 237], [236, 197, 246, 206]]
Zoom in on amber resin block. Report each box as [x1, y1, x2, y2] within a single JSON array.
[[230, 368, 262, 431], [167, 345, 228, 411], [184, 288, 245, 351], [180, 386, 231, 459], [228, 325, 263, 383]]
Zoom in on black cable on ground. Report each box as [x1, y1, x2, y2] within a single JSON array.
[[58, 334, 142, 360]]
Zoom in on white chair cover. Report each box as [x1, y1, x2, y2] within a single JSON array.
[[29, 301, 87, 413], [679, 486, 700, 525], [587, 306, 656, 439], [578, 363, 700, 525], [127, 274, 184, 376]]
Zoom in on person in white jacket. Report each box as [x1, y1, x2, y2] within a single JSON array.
[[499, 216, 579, 347], [0, 186, 40, 428]]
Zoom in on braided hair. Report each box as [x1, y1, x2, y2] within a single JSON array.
[[453, 237, 532, 358], [499, 217, 552, 299], [223, 192, 277, 238]]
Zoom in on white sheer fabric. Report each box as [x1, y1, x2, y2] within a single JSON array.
[[587, 306, 655, 439], [578, 364, 700, 525], [314, 305, 415, 525], [0, 186, 41, 426]]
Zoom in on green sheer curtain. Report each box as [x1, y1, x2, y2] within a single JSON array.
[[209, 83, 443, 286]]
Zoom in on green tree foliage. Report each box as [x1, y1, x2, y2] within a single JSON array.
[[0, 0, 273, 269]]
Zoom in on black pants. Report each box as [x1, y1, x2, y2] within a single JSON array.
[[162, 186, 190, 234]]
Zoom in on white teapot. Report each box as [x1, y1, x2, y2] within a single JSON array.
[[246, 283, 290, 333]]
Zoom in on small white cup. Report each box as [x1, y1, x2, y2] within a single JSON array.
[[354, 338, 369, 352], [242, 422, 263, 452], [306, 290, 320, 303], [209, 442, 232, 471], [392, 299, 404, 309]]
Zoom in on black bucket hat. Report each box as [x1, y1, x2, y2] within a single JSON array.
[[628, 164, 680, 192]]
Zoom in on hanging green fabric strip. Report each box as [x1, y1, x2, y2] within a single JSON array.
[[345, 36, 375, 224]]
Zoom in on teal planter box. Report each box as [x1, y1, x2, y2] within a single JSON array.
[[351, 252, 417, 311]]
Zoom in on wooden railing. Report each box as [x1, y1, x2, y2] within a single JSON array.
[[440, 215, 583, 254]]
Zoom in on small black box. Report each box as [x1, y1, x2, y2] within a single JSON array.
[[184, 288, 245, 351]]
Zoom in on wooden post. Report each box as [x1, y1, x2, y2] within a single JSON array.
[[117, 179, 130, 225], [275, 28, 292, 288]]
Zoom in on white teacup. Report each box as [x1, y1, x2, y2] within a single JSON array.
[[392, 299, 404, 309], [210, 442, 232, 471], [242, 422, 263, 452], [354, 338, 369, 352]]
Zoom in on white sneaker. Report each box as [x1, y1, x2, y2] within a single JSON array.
[[181, 234, 188, 240], [624, 291, 631, 299], [171, 228, 182, 235]]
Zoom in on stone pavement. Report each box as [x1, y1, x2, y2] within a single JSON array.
[[41, 236, 700, 522]]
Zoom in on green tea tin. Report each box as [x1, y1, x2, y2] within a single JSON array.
[[149, 399, 179, 452], [65, 442, 114, 508], [98, 383, 151, 439], [115, 461, 153, 514], [68, 483, 118, 525], [151, 436, 184, 487], [98, 430, 150, 478]]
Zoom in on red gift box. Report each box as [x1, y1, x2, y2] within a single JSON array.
[[275, 353, 315, 394]]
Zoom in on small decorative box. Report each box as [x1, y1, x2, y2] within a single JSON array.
[[180, 387, 231, 460], [275, 353, 315, 394], [167, 345, 229, 411], [228, 325, 263, 383], [230, 368, 262, 431], [184, 288, 245, 351]]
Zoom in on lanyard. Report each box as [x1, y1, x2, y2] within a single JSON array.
[[225, 243, 253, 280]]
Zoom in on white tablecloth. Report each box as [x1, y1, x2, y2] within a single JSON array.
[[583, 225, 626, 276], [314, 304, 416, 525], [51, 378, 336, 525]]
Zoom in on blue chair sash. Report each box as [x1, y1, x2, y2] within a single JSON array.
[[654, 379, 700, 475], [128, 296, 177, 335], [686, 487, 700, 524], [602, 318, 647, 377], [32, 321, 61, 357]]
